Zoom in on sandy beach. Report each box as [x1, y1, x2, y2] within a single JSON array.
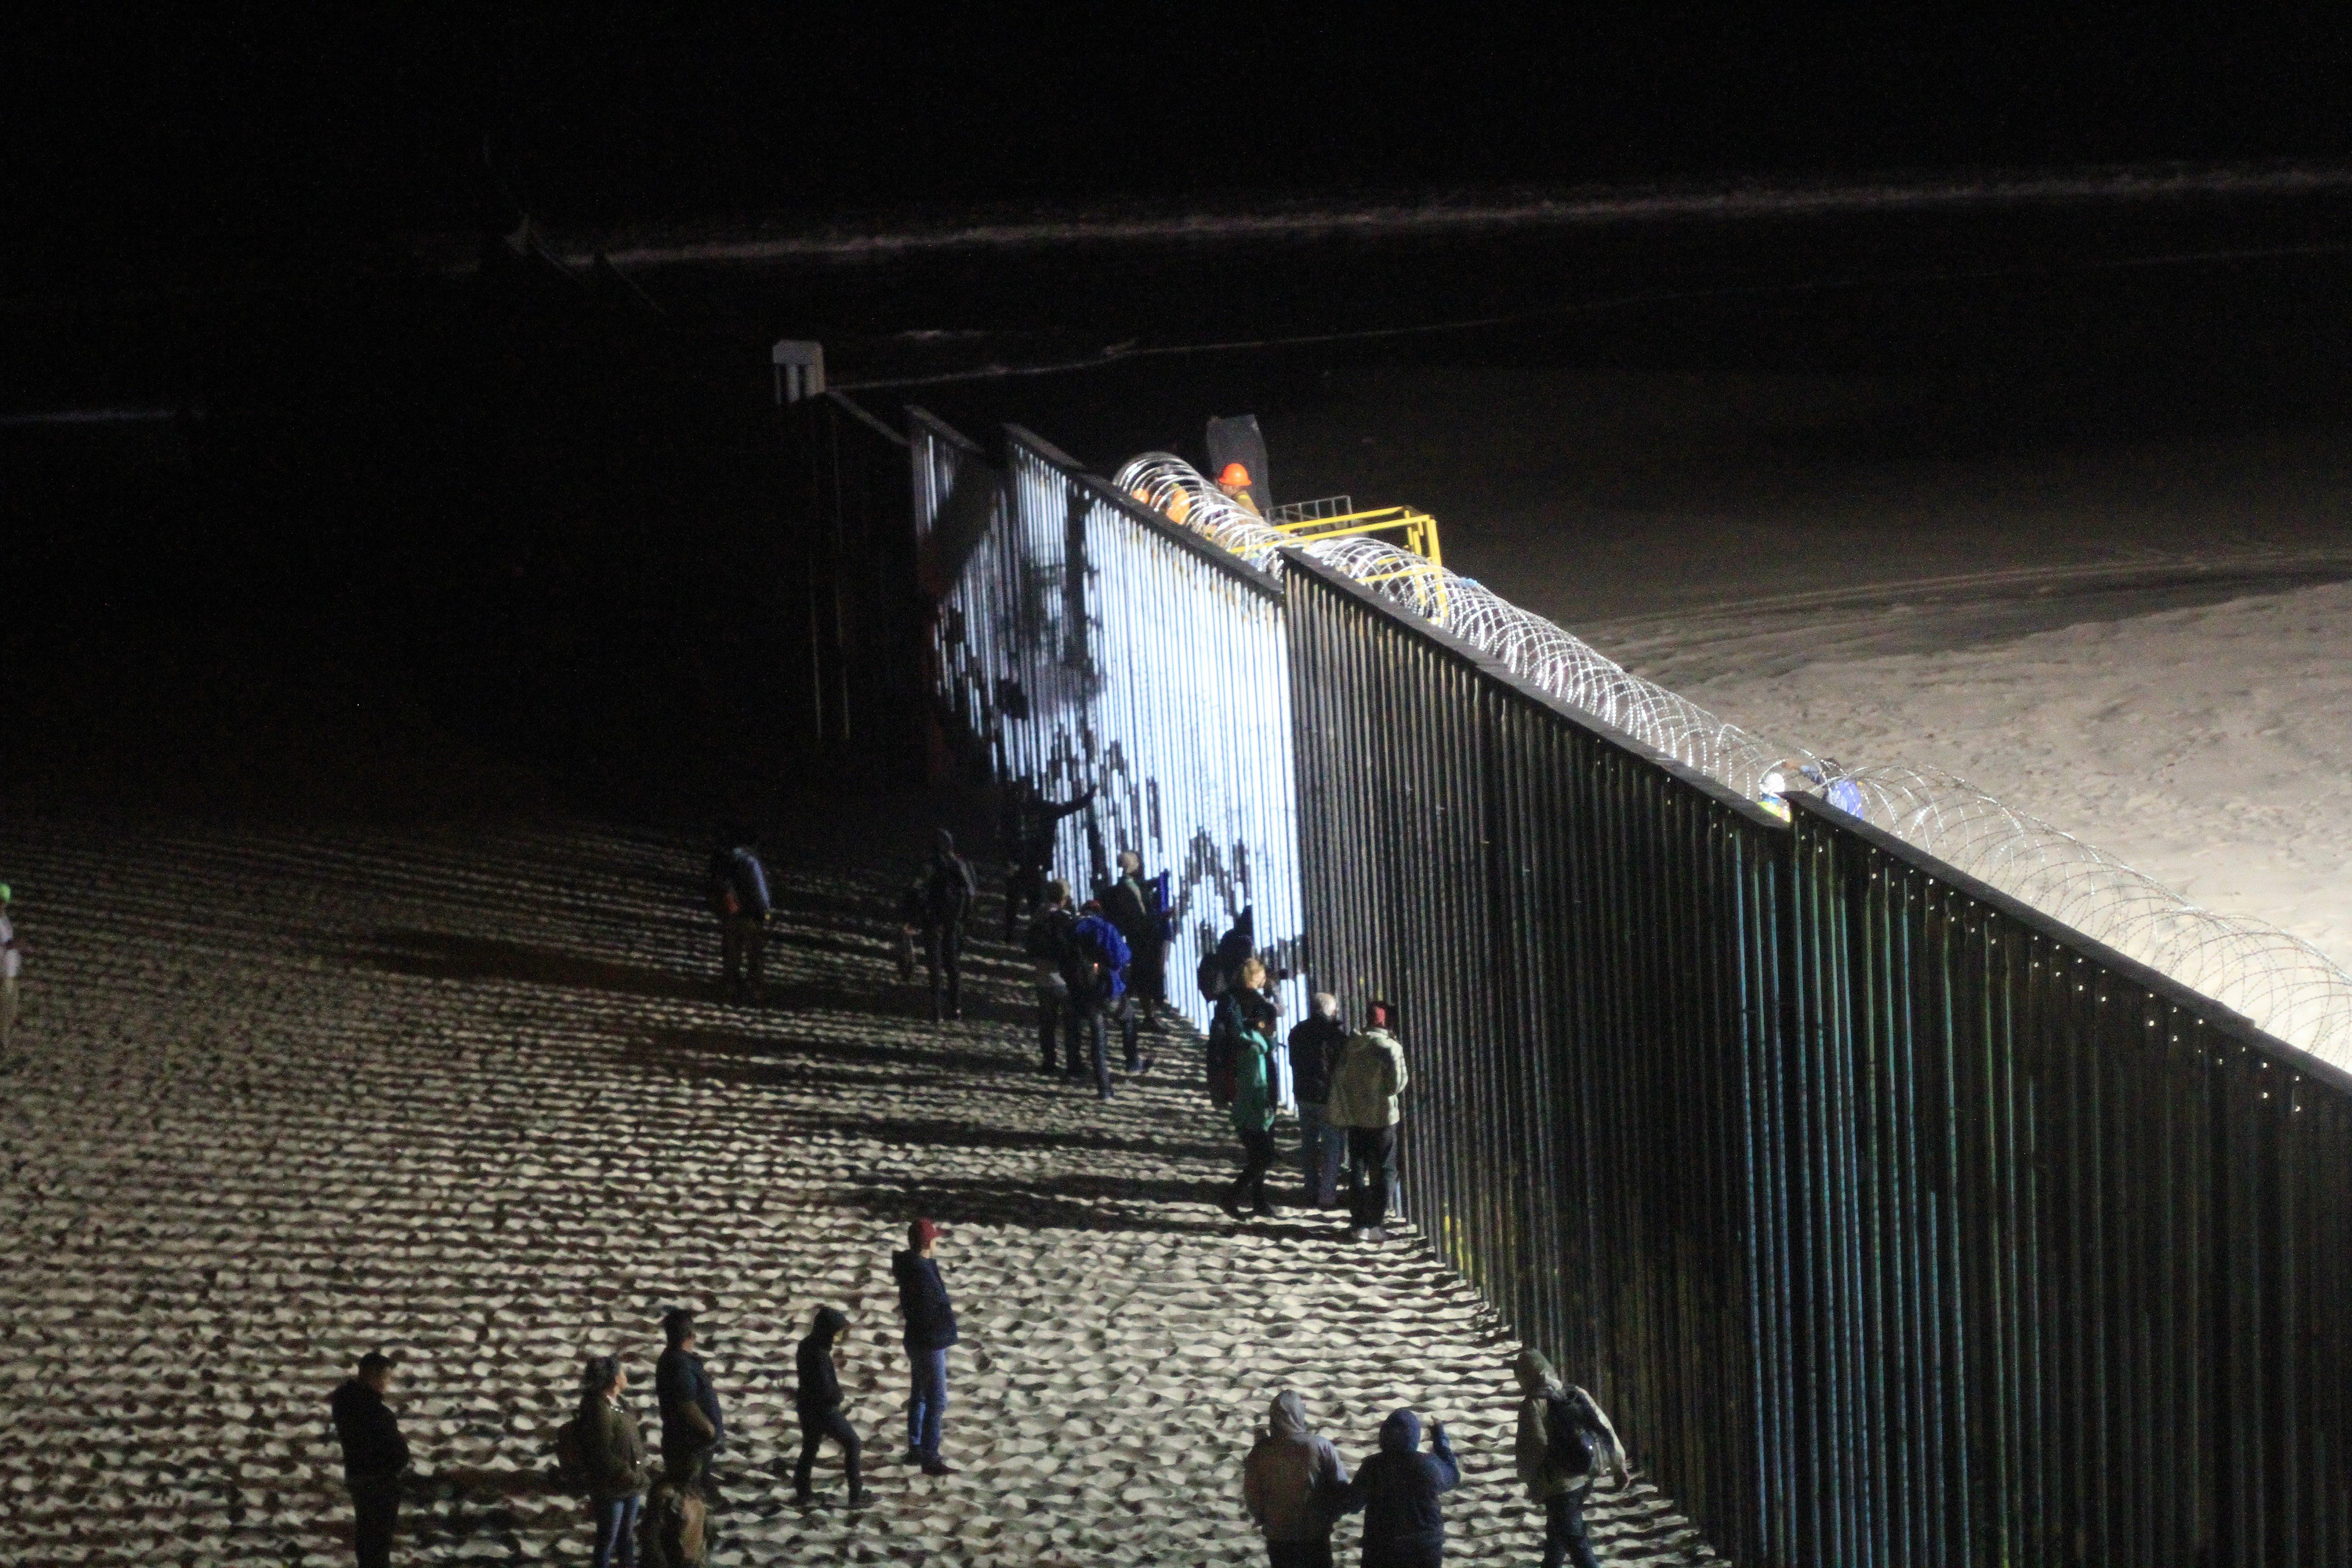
[[0, 810, 1720, 1566]]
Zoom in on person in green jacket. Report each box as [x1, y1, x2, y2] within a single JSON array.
[[579, 1354, 650, 1568], [1325, 999, 1409, 1242], [1224, 1018, 1281, 1219]]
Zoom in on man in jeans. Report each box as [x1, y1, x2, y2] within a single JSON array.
[[1024, 880, 1077, 1074], [1286, 993, 1348, 1208], [0, 883, 21, 1054], [1512, 1349, 1627, 1568], [328, 1350, 409, 1568], [1325, 998, 1409, 1243], [891, 1218, 960, 1475], [653, 1308, 723, 1489]]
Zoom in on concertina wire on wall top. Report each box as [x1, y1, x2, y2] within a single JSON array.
[[1112, 451, 2352, 1070]]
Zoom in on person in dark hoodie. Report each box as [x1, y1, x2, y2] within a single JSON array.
[[1287, 993, 1348, 1209], [328, 1350, 409, 1568], [1242, 1389, 1349, 1568], [793, 1307, 868, 1507], [919, 831, 979, 1022], [1329, 1409, 1460, 1568], [891, 1217, 960, 1475]]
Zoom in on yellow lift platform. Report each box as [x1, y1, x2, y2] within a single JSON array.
[[1268, 495, 1445, 568]]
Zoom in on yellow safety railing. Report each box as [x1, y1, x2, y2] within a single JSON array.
[[1268, 505, 1445, 569]]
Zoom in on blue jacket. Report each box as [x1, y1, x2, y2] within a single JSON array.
[[892, 1250, 960, 1351], [1066, 913, 1132, 1001], [1332, 1410, 1460, 1564], [654, 1345, 723, 1453]]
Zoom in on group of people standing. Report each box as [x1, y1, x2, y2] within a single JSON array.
[[326, 1221, 967, 1567], [1240, 1352, 1627, 1568]]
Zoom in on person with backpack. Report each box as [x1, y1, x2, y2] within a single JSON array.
[[652, 1310, 722, 1490], [577, 1354, 651, 1568], [1205, 952, 1276, 1108], [1024, 879, 1078, 1073], [1288, 993, 1349, 1209], [1063, 897, 1132, 1100], [1226, 1013, 1281, 1218], [891, 1217, 960, 1475], [638, 1455, 708, 1568], [997, 778, 1095, 940], [1103, 849, 1167, 1073], [1242, 1389, 1349, 1568], [1512, 1350, 1627, 1568], [1326, 999, 1409, 1243], [704, 830, 773, 1005], [328, 1350, 409, 1568], [1328, 1409, 1460, 1568], [919, 830, 979, 1023], [793, 1306, 869, 1508]]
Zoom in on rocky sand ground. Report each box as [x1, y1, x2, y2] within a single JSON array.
[[0, 813, 1723, 1566]]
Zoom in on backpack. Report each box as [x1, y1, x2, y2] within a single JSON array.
[[553, 1412, 591, 1495], [1195, 951, 1225, 1001], [640, 1479, 708, 1567], [1205, 1001, 1239, 1107], [1543, 1390, 1599, 1481], [1025, 906, 1074, 964]]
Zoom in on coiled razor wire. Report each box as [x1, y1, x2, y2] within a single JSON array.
[[1115, 451, 2352, 1068]]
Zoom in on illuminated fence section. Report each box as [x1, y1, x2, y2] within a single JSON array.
[[1784, 794, 2352, 1568], [912, 413, 1304, 1032], [1284, 549, 1788, 1565]]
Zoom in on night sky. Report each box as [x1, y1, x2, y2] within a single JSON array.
[[15, 9, 2352, 818]]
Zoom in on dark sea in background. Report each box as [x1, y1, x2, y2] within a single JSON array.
[[15, 167, 2352, 814]]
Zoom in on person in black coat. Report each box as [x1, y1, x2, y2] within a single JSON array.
[[1329, 1409, 1461, 1568], [1288, 993, 1349, 1208], [328, 1350, 409, 1568], [792, 1307, 867, 1507], [919, 832, 979, 1023], [892, 1217, 960, 1473]]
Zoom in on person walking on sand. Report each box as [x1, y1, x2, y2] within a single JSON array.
[[705, 830, 773, 1005], [1329, 1409, 1460, 1568], [1063, 897, 1132, 1099], [892, 1218, 960, 1475], [1103, 849, 1167, 1073], [0, 884, 22, 1055], [328, 1350, 409, 1568], [1244, 1389, 1349, 1568], [1024, 879, 1078, 1074], [1326, 999, 1409, 1242], [579, 1354, 651, 1568], [1226, 1013, 1281, 1218], [653, 1310, 722, 1490], [919, 831, 979, 1022], [793, 1307, 869, 1508], [1512, 1349, 1627, 1568], [1288, 993, 1348, 1209]]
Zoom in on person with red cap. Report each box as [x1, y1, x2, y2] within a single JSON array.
[[1218, 462, 1264, 518], [891, 1219, 960, 1474]]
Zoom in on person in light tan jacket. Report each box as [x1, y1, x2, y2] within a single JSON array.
[[1324, 998, 1408, 1242]]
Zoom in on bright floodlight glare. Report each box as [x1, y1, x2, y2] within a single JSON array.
[[1114, 451, 2352, 1068]]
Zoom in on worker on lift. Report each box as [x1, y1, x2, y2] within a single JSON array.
[[1218, 462, 1264, 518]]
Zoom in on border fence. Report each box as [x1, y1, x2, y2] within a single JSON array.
[[872, 405, 2352, 1567]]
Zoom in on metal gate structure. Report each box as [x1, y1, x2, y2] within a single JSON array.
[[913, 414, 1306, 1031], [1784, 793, 2352, 1568], [897, 412, 2352, 1566]]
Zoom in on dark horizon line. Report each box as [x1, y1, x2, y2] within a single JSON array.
[[413, 157, 2352, 277]]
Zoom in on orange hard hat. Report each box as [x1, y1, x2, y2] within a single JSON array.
[[1219, 462, 1252, 487]]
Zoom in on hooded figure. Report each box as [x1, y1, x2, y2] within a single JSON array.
[[1512, 1350, 1626, 1568], [1329, 1409, 1460, 1568], [793, 1307, 865, 1507], [1243, 1390, 1349, 1557], [919, 831, 979, 1022]]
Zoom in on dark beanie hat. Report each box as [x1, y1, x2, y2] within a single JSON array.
[[910, 1217, 940, 1251]]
